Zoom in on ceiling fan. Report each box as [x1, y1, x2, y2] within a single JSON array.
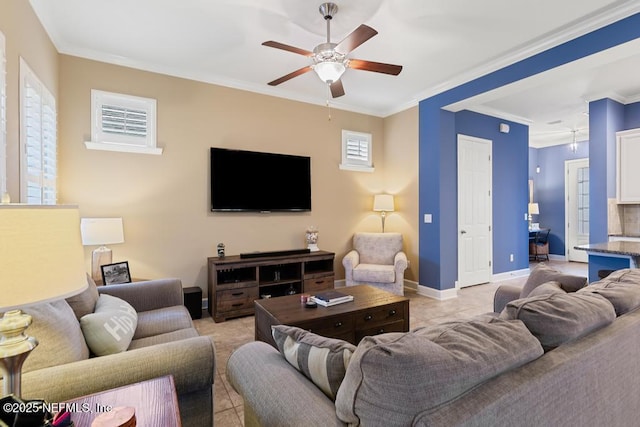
[[262, 2, 403, 98]]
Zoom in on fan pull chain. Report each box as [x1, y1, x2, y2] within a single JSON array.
[[326, 84, 332, 121]]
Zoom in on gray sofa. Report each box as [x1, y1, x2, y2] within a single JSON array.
[[227, 266, 640, 426], [2, 277, 215, 427]]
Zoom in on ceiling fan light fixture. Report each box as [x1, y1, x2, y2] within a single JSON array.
[[313, 60, 346, 84]]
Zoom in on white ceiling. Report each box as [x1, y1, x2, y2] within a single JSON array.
[[29, 0, 640, 147]]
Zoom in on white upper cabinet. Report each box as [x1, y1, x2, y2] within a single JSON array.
[[617, 128, 640, 203]]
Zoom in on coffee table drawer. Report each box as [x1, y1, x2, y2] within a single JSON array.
[[301, 314, 355, 340], [356, 302, 406, 329], [304, 275, 334, 293], [217, 286, 258, 312], [355, 319, 407, 342]]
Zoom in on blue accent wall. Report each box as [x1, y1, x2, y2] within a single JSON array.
[[625, 101, 640, 129], [532, 142, 588, 255], [418, 13, 640, 291], [455, 111, 529, 274]]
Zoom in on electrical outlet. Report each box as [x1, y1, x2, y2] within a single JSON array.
[[509, 254, 514, 262]]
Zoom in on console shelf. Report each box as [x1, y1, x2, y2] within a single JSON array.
[[207, 250, 335, 322]]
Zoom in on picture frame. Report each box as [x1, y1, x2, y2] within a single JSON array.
[[101, 261, 132, 285]]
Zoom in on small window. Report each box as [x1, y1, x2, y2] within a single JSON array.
[[339, 130, 373, 172], [19, 58, 57, 204], [85, 90, 162, 155], [0, 32, 6, 198]]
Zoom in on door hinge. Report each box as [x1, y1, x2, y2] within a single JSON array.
[[489, 260, 492, 267]]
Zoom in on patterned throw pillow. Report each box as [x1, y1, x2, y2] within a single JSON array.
[[80, 294, 138, 356], [271, 325, 356, 400]]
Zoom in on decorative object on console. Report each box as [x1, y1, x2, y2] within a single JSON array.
[[0, 205, 87, 398], [305, 226, 319, 251], [373, 194, 394, 233], [100, 261, 131, 285], [217, 242, 225, 258], [80, 217, 125, 281]]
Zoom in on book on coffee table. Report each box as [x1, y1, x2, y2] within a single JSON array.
[[312, 290, 354, 306]]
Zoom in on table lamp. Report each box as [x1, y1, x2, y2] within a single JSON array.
[[528, 203, 539, 230], [80, 218, 125, 281], [373, 194, 395, 233], [0, 205, 88, 398]]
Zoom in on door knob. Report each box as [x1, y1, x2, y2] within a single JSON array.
[[460, 230, 467, 234]]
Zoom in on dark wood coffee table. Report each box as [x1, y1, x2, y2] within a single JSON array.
[[254, 285, 409, 348]]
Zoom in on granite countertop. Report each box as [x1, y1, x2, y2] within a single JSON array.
[[575, 241, 640, 256]]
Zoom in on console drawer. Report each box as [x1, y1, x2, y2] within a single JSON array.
[[304, 275, 334, 293], [216, 286, 258, 312], [356, 302, 406, 329]]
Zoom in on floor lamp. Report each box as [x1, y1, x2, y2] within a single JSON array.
[[0, 205, 88, 398], [80, 218, 125, 282], [373, 194, 395, 233]]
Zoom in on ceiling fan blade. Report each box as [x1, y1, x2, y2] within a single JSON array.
[[330, 80, 345, 98], [267, 66, 313, 86], [262, 41, 314, 57], [348, 59, 403, 76], [334, 24, 378, 54]]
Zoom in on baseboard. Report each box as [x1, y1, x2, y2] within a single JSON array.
[[416, 284, 458, 301], [491, 268, 531, 282]]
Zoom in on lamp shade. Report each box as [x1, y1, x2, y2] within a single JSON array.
[[373, 194, 395, 212], [80, 218, 124, 246], [0, 205, 88, 311], [528, 203, 540, 215], [314, 61, 346, 84]]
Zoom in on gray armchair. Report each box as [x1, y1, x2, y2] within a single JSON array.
[[342, 232, 408, 295]]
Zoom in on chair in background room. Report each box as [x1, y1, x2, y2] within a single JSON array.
[[529, 228, 551, 262], [342, 232, 408, 296]]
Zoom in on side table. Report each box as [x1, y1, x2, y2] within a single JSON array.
[[65, 375, 181, 426]]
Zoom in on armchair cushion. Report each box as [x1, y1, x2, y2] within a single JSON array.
[[353, 264, 395, 283], [353, 232, 403, 265], [80, 294, 138, 356]]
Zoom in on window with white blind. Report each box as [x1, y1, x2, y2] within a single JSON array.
[[19, 58, 57, 205], [0, 32, 6, 199], [85, 89, 162, 155], [340, 130, 373, 172]]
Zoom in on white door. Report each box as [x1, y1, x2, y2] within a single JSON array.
[[457, 135, 493, 287], [566, 158, 589, 263]]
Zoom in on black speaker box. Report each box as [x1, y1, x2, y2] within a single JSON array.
[[183, 286, 203, 319]]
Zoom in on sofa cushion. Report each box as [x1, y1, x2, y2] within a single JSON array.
[[128, 328, 199, 350], [271, 325, 356, 400], [352, 264, 395, 283], [527, 280, 566, 297], [80, 294, 138, 356], [22, 300, 90, 373], [133, 306, 194, 340], [66, 273, 100, 320], [578, 269, 640, 315], [499, 292, 616, 351], [521, 263, 587, 297], [335, 318, 543, 426]]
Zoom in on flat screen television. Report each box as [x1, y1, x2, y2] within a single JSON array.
[[210, 147, 311, 212]]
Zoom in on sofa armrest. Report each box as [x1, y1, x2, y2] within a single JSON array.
[[20, 335, 215, 402], [493, 284, 523, 313], [227, 341, 344, 426], [98, 278, 183, 312]]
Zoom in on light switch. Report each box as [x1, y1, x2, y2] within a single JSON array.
[[424, 214, 432, 223]]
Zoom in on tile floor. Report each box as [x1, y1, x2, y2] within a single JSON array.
[[193, 261, 587, 427]]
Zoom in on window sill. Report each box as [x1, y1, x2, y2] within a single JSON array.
[[339, 164, 374, 173], [85, 141, 163, 155]]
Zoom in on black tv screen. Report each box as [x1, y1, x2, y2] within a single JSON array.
[[210, 147, 311, 212]]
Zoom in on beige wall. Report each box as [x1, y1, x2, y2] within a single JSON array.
[[2, 1, 420, 296]]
